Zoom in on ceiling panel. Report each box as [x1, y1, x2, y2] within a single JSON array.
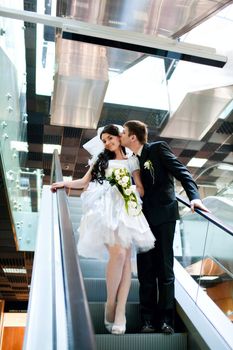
[[60, 0, 232, 38], [48, 0, 231, 129], [51, 38, 109, 128], [161, 85, 233, 140]]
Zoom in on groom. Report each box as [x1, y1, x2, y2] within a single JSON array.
[[121, 120, 209, 334]]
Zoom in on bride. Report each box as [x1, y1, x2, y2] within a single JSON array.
[[51, 124, 155, 335]]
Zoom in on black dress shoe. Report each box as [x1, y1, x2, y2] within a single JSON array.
[[161, 322, 174, 335], [141, 320, 155, 333]]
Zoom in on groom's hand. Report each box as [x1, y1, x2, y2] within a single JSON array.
[[190, 199, 210, 213]]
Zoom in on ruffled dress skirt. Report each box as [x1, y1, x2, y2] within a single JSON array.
[[77, 180, 155, 260]]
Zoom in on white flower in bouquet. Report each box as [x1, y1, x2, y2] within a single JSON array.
[[124, 188, 132, 196], [128, 200, 137, 208], [128, 200, 141, 216], [122, 176, 129, 184]]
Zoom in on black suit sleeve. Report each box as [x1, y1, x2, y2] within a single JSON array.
[[158, 141, 200, 201]]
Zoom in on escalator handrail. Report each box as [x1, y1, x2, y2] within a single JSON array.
[[176, 193, 233, 237], [51, 150, 96, 350]]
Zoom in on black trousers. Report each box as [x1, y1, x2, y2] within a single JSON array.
[[137, 221, 176, 326]]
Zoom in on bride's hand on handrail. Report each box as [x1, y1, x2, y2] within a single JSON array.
[[50, 181, 65, 193]]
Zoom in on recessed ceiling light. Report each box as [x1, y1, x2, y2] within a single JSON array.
[[10, 141, 28, 152], [63, 176, 72, 182], [43, 144, 61, 154], [187, 157, 207, 167]]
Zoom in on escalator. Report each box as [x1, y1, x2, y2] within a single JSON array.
[[23, 152, 233, 350], [68, 195, 187, 350], [68, 193, 233, 350]]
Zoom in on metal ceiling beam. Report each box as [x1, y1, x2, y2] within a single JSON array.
[[0, 6, 227, 68], [161, 85, 233, 140]]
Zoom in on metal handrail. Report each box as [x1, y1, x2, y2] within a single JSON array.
[[176, 193, 233, 237], [51, 150, 96, 350]]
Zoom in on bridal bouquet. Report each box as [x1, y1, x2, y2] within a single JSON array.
[[106, 167, 142, 216]]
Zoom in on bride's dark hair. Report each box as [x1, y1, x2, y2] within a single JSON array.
[[91, 124, 125, 184]]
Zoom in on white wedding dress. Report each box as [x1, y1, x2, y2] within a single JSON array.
[[77, 156, 155, 260]]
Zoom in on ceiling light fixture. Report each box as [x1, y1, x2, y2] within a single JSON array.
[[187, 157, 208, 167], [43, 144, 61, 154], [10, 141, 28, 152], [198, 276, 219, 281], [217, 164, 233, 171], [3, 268, 27, 274]]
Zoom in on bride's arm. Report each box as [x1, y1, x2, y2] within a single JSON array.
[[132, 170, 144, 197], [51, 168, 92, 192]]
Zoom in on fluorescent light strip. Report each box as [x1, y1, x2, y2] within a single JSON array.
[[3, 268, 27, 274], [199, 276, 219, 281]]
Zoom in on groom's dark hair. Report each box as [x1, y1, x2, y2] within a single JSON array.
[[124, 120, 148, 144]]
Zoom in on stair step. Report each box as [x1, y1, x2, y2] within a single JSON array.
[[95, 333, 187, 350], [84, 278, 139, 302]]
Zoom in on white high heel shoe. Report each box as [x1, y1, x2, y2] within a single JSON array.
[[104, 304, 114, 333], [111, 317, 126, 335]]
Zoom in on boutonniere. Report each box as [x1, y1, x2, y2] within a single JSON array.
[[144, 160, 155, 184]]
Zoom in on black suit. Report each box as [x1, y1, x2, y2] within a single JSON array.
[[137, 141, 200, 327]]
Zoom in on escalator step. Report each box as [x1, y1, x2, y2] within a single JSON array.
[[84, 278, 139, 302], [67, 196, 82, 207], [95, 333, 187, 350], [89, 302, 140, 333], [80, 259, 108, 278], [80, 258, 138, 279]]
